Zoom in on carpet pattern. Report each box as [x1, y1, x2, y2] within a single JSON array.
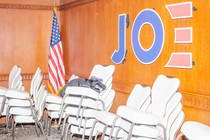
[[0, 124, 86, 140]]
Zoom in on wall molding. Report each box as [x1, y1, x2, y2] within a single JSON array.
[[59, 0, 99, 10], [0, 4, 52, 10], [0, 0, 99, 10], [0, 73, 48, 81], [182, 92, 210, 111], [1, 73, 209, 110], [112, 82, 210, 111]]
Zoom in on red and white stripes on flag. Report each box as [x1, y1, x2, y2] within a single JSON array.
[[48, 9, 65, 95]]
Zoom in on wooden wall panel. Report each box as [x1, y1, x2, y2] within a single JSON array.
[[0, 8, 52, 74], [61, 0, 210, 126], [0, 5, 55, 96]]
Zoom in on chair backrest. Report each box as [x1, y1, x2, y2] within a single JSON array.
[[12, 74, 23, 90], [8, 65, 21, 89], [166, 103, 182, 140], [170, 111, 184, 140], [89, 64, 115, 85], [162, 92, 182, 124], [151, 75, 180, 117], [35, 84, 47, 120], [30, 67, 42, 98], [126, 84, 151, 109]]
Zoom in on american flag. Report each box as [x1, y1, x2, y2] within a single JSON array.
[[48, 9, 65, 95]]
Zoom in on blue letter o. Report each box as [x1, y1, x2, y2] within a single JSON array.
[[132, 9, 164, 64]]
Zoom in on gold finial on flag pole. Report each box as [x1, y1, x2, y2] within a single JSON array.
[[53, 0, 57, 12]]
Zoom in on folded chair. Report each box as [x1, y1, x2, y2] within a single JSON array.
[[58, 64, 115, 140], [44, 74, 78, 136], [113, 75, 184, 140], [89, 84, 151, 140], [10, 83, 47, 140], [0, 65, 23, 117], [176, 121, 210, 140], [4, 67, 42, 132]]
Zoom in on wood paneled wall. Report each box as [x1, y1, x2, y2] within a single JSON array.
[[0, 0, 209, 129], [0, 5, 53, 92], [0, 6, 52, 75], [61, 0, 210, 126]]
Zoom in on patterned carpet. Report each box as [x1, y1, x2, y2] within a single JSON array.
[[0, 124, 88, 140]]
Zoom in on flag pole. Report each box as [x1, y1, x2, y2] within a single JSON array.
[[48, 0, 65, 96]]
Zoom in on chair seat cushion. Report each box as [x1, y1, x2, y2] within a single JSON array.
[[94, 111, 119, 126], [65, 86, 100, 99], [119, 118, 160, 138], [10, 107, 32, 116], [8, 99, 30, 107], [45, 103, 61, 111], [45, 94, 62, 104], [14, 115, 35, 123], [117, 106, 160, 125], [6, 89, 29, 99], [65, 106, 96, 117], [48, 111, 66, 118], [181, 121, 210, 140]]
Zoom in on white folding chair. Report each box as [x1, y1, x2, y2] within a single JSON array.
[[0, 65, 23, 118], [114, 75, 184, 140], [59, 64, 115, 140], [176, 121, 210, 140], [4, 67, 42, 132], [44, 74, 78, 136], [89, 84, 151, 140], [10, 84, 48, 140]]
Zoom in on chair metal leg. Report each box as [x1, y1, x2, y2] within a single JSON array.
[[0, 97, 6, 116], [82, 118, 87, 140], [12, 120, 16, 140], [62, 115, 69, 137], [101, 125, 108, 140], [114, 127, 122, 140], [77, 96, 84, 120], [44, 110, 49, 130], [34, 121, 40, 137], [48, 118, 52, 136], [5, 106, 11, 132], [127, 123, 134, 140], [58, 104, 67, 127], [39, 122, 48, 140], [64, 123, 71, 140], [109, 115, 120, 140], [94, 132, 100, 140], [89, 120, 98, 140]]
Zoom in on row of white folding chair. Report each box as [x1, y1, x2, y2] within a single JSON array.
[[10, 83, 48, 140], [91, 75, 184, 140], [0, 65, 23, 118], [60, 65, 116, 140], [5, 67, 48, 140], [89, 84, 151, 140], [62, 89, 116, 140], [113, 75, 183, 140], [44, 74, 78, 136], [4, 67, 42, 132], [115, 93, 183, 140], [44, 64, 116, 138]]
